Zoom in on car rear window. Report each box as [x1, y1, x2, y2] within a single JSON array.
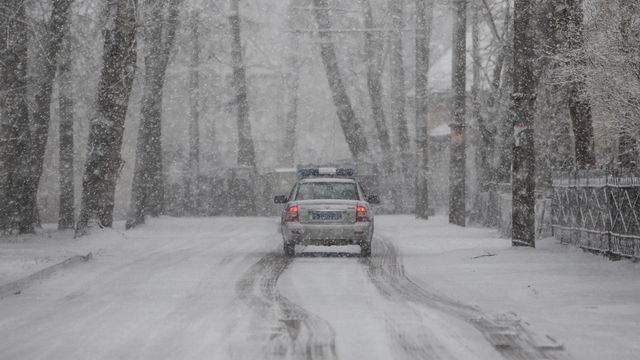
[[295, 182, 359, 200]]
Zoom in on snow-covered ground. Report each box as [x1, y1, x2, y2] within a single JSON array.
[[375, 216, 640, 360], [0, 215, 638, 359]]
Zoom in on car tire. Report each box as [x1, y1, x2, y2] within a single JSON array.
[[284, 243, 295, 257], [360, 242, 371, 257]]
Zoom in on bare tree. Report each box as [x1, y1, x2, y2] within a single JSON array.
[[562, 0, 596, 168], [187, 10, 200, 214], [282, 0, 305, 167], [564, 0, 640, 167], [127, 0, 181, 229], [16, 0, 74, 233], [312, 0, 370, 161], [617, 0, 640, 167], [476, 0, 512, 193], [487, 0, 513, 186], [533, 0, 570, 189], [362, 0, 391, 173], [76, 0, 138, 235], [389, 0, 410, 179], [0, 0, 29, 234], [471, 3, 490, 193], [449, 0, 467, 227], [415, 0, 434, 219], [230, 0, 256, 168], [58, 12, 75, 230], [511, 0, 537, 247]]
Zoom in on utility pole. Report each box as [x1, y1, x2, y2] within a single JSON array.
[[449, 0, 466, 227], [511, 0, 536, 247]]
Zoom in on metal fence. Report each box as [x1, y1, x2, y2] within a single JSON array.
[[552, 170, 640, 260]]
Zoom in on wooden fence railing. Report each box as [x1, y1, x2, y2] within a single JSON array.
[[552, 170, 640, 260]]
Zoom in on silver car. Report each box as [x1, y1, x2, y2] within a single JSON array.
[[274, 168, 380, 257]]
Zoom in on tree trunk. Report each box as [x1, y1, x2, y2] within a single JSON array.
[[58, 17, 75, 230], [230, 0, 256, 168], [568, 83, 595, 168], [389, 0, 410, 172], [494, 0, 513, 185], [389, 0, 410, 213], [619, 134, 638, 168], [414, 0, 433, 219], [0, 0, 29, 234], [565, 0, 595, 168], [362, 0, 391, 172], [312, 0, 370, 161], [537, 0, 572, 182], [472, 4, 486, 192], [618, 0, 639, 167], [511, 0, 536, 247], [127, 0, 180, 229], [449, 0, 467, 227], [16, 0, 74, 234], [148, 0, 180, 218], [76, 0, 137, 236], [187, 11, 200, 214], [282, 0, 304, 167]]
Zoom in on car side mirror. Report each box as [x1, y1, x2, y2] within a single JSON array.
[[367, 195, 380, 205], [274, 195, 288, 204]]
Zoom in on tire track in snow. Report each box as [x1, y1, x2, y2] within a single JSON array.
[[362, 237, 570, 360], [235, 250, 337, 360]]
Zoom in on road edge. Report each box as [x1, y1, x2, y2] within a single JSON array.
[[0, 252, 93, 299]]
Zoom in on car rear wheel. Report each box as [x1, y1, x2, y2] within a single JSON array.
[[360, 242, 371, 257], [284, 243, 295, 257]]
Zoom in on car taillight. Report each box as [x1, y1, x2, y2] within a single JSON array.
[[285, 206, 298, 222], [356, 206, 369, 222]]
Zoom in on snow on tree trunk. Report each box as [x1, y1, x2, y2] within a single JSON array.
[[511, 0, 536, 247], [0, 0, 29, 234], [230, 0, 256, 169], [312, 0, 369, 161], [58, 17, 75, 230], [127, 0, 180, 229], [76, 0, 137, 236], [414, 0, 433, 219], [449, 0, 467, 227]]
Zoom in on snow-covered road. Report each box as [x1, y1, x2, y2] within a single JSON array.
[[1, 215, 638, 359]]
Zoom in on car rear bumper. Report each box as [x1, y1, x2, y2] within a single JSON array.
[[282, 222, 372, 245]]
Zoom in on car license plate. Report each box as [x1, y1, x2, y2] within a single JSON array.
[[312, 212, 342, 221]]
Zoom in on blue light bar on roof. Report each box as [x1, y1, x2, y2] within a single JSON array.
[[299, 168, 319, 177], [336, 168, 355, 176]]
